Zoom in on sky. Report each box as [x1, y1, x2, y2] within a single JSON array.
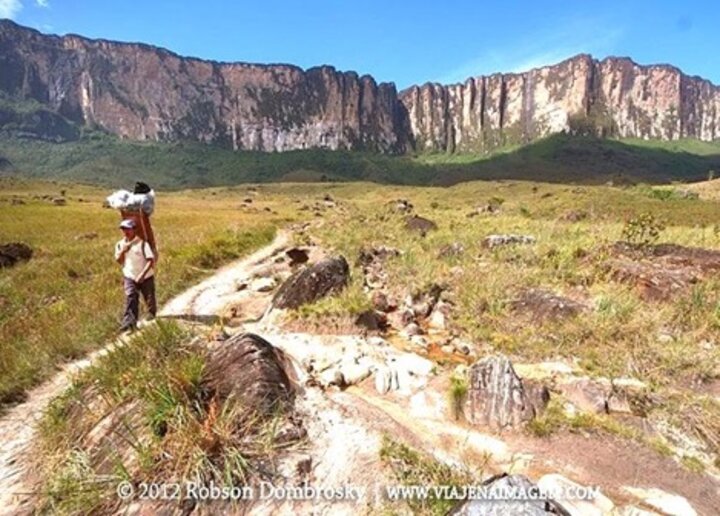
[[1, 0, 719, 90]]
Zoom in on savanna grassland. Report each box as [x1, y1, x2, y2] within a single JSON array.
[[0, 177, 287, 404], [4, 175, 720, 514]]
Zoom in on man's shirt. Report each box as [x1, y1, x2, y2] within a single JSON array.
[[115, 237, 155, 281]]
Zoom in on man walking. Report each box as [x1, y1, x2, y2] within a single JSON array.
[[115, 219, 156, 332]]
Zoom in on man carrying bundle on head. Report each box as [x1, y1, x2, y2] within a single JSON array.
[[107, 182, 158, 333], [115, 219, 156, 332]]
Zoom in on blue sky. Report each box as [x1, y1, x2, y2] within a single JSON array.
[[2, 0, 718, 89]]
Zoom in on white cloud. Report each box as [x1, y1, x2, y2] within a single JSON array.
[[435, 15, 624, 85], [36, 0, 48, 7], [0, 0, 22, 19]]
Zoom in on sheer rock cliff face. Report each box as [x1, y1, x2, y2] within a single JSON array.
[[0, 21, 408, 152], [1, 21, 718, 153], [400, 54, 720, 152]]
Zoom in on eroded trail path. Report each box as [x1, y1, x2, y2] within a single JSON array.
[[1, 228, 718, 515], [0, 232, 290, 513]]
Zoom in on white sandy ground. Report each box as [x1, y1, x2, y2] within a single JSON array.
[[0, 229, 715, 515]]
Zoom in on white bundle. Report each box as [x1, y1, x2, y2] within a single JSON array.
[[106, 189, 155, 215]]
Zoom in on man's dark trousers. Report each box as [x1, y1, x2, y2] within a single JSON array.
[[121, 276, 157, 329]]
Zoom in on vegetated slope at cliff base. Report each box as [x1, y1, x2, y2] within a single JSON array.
[[1, 133, 719, 189]]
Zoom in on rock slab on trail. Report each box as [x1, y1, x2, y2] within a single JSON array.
[[465, 355, 544, 430], [272, 255, 350, 310]]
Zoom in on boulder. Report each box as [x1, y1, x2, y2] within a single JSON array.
[[285, 247, 309, 266], [537, 474, 614, 516], [483, 234, 536, 249], [450, 474, 562, 515], [52, 197, 67, 206], [511, 288, 586, 321], [622, 487, 697, 516], [272, 256, 350, 309], [405, 215, 437, 236], [465, 355, 540, 430], [355, 310, 387, 331], [438, 242, 465, 258], [557, 377, 611, 414], [202, 333, 295, 415], [0, 242, 33, 268]]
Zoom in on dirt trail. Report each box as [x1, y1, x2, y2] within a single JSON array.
[[1, 228, 718, 515], [0, 231, 290, 513]]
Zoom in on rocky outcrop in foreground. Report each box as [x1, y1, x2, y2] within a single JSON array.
[[1, 21, 719, 153]]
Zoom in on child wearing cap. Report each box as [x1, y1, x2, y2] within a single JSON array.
[[115, 219, 156, 332]]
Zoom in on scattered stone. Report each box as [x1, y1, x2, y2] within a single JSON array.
[[622, 487, 697, 516], [340, 361, 372, 386], [243, 198, 253, 204], [407, 283, 444, 319], [0, 242, 33, 268], [609, 242, 720, 301], [358, 245, 401, 266], [438, 242, 465, 258], [319, 368, 344, 388], [410, 335, 428, 349], [452, 474, 563, 515], [358, 245, 401, 291], [387, 307, 415, 330], [401, 322, 423, 337], [285, 247, 309, 266], [465, 355, 540, 430], [511, 288, 587, 321], [52, 197, 66, 206], [537, 474, 614, 515], [251, 277, 276, 293], [371, 291, 391, 312], [10, 198, 25, 205], [405, 215, 437, 236], [441, 344, 454, 354], [392, 199, 413, 212], [75, 232, 99, 241], [606, 259, 698, 302], [427, 300, 452, 330], [202, 333, 294, 415], [272, 256, 350, 310], [483, 234, 536, 248], [450, 338, 472, 356], [355, 310, 386, 332], [557, 376, 611, 414]]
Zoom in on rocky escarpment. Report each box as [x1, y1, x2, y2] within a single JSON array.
[[400, 54, 720, 152], [0, 20, 719, 154], [0, 20, 408, 152]]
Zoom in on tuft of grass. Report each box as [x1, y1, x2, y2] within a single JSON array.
[[38, 321, 298, 514], [448, 375, 468, 421], [380, 435, 479, 515]]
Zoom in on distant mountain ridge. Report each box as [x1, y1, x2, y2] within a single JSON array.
[[0, 20, 718, 154]]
